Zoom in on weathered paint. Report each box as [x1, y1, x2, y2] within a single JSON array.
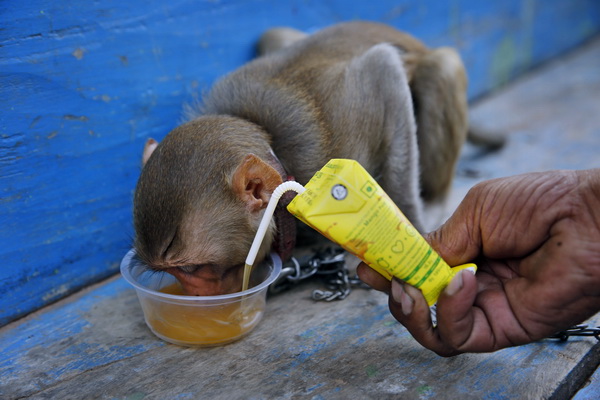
[[573, 364, 600, 400], [1, 0, 600, 327], [1, 271, 599, 399]]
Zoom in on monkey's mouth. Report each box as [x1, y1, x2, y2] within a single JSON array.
[[164, 264, 245, 296]]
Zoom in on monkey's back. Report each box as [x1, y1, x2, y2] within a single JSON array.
[[201, 22, 428, 183], [266, 22, 428, 78]]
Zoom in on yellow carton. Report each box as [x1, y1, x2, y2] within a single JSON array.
[[287, 159, 475, 307]]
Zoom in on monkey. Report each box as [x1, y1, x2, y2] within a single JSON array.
[[133, 21, 479, 296]]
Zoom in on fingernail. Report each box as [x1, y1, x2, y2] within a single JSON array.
[[392, 280, 414, 315], [445, 270, 464, 296]]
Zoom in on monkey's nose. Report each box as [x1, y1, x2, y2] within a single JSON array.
[[166, 265, 242, 296]]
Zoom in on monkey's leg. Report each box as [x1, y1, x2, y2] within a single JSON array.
[[332, 43, 425, 231], [257, 28, 308, 56], [410, 48, 469, 202]]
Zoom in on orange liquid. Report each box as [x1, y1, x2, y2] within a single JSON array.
[[141, 283, 263, 346]]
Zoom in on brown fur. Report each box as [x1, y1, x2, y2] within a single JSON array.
[[133, 22, 470, 295]]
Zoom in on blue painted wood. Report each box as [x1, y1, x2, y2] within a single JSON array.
[[573, 363, 600, 400], [1, 0, 600, 326], [1, 273, 599, 398]]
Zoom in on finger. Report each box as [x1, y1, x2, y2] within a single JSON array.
[[388, 279, 460, 356], [435, 270, 482, 351], [357, 263, 391, 293], [439, 269, 543, 352], [423, 189, 483, 266]]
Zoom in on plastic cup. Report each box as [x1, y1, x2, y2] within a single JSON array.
[[120, 249, 282, 347]]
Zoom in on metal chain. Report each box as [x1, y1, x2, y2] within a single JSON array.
[[269, 247, 369, 301], [550, 325, 600, 342]]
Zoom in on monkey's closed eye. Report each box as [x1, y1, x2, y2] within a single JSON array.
[[177, 265, 200, 274]]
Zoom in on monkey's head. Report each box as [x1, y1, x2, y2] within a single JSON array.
[[133, 116, 283, 296]]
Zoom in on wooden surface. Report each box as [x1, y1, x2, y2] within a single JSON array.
[[2, 36, 600, 399], [3, 0, 600, 327], [2, 275, 599, 399], [573, 364, 600, 400]]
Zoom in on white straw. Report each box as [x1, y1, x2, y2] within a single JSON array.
[[245, 181, 306, 267]]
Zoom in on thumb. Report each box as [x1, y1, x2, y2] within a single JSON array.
[[424, 193, 482, 266]]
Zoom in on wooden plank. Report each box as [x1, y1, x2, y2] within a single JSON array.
[[1, 272, 599, 399], [573, 363, 600, 400], [2, 0, 600, 326]]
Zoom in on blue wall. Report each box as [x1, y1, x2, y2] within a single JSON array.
[[2, 0, 599, 327]]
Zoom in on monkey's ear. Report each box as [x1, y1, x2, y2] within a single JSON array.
[[142, 138, 159, 166], [231, 154, 283, 212]]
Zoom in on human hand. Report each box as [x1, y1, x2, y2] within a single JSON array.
[[358, 169, 600, 355]]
